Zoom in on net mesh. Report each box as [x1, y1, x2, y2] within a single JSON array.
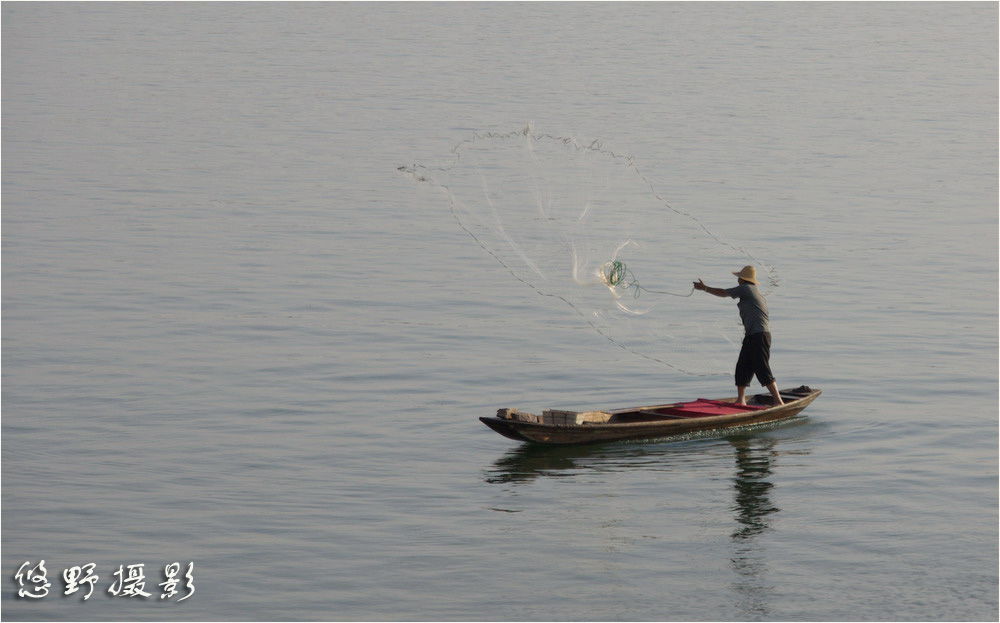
[[401, 126, 779, 376]]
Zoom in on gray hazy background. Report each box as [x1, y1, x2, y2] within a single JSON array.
[[3, 3, 997, 621]]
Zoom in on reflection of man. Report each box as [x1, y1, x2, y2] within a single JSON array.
[[728, 437, 778, 618], [693, 266, 783, 406], [730, 438, 777, 540]]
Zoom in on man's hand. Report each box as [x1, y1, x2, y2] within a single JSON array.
[[694, 279, 729, 297]]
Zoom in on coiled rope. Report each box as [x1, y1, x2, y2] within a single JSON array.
[[600, 260, 694, 297]]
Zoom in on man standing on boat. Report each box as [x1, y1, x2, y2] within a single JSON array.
[[693, 266, 784, 407]]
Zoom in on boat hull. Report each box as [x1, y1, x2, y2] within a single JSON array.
[[480, 388, 821, 445]]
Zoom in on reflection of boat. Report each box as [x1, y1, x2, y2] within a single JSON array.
[[480, 386, 821, 445], [484, 443, 605, 484]]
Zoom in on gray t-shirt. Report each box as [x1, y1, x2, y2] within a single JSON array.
[[725, 282, 770, 335]]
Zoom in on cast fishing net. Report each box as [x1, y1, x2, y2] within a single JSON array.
[[400, 126, 778, 376]]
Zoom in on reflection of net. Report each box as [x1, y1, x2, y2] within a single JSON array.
[[401, 126, 778, 376]]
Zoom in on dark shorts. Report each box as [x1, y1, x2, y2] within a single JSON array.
[[735, 331, 774, 387]]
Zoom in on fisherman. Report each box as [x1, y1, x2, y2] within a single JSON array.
[[693, 266, 783, 406]]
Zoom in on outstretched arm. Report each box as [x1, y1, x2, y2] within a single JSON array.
[[693, 279, 730, 298]]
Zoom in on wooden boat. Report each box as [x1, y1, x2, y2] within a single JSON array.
[[480, 385, 821, 445]]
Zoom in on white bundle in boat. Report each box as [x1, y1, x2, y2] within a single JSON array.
[[496, 408, 540, 423], [496, 407, 612, 426], [541, 409, 612, 426]]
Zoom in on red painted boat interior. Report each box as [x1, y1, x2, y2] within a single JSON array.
[[648, 399, 768, 418]]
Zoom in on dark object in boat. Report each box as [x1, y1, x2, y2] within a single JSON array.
[[480, 386, 821, 445]]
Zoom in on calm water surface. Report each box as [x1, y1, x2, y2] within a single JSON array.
[[3, 3, 997, 621]]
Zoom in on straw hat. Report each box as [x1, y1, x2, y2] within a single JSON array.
[[733, 265, 758, 284]]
